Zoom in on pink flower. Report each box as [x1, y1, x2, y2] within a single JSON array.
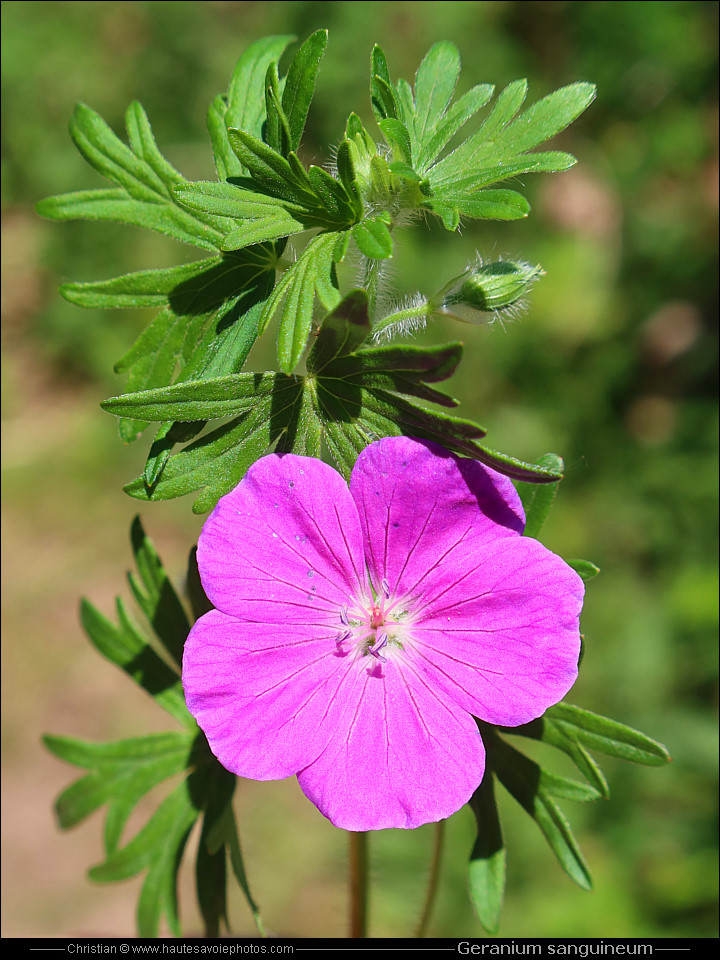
[[182, 437, 584, 831]]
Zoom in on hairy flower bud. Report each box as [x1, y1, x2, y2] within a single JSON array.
[[459, 260, 544, 311], [433, 257, 544, 325]]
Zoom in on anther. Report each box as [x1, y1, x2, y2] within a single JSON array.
[[381, 578, 391, 598], [369, 633, 388, 663]]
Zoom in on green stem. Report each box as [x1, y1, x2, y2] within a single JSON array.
[[415, 820, 445, 938], [349, 831, 369, 938], [370, 298, 431, 339], [362, 257, 384, 317]]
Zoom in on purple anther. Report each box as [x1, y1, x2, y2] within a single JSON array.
[[340, 604, 349, 626], [336, 629, 352, 646], [369, 633, 388, 663], [381, 578, 391, 598]]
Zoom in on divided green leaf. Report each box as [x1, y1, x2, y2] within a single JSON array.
[[102, 291, 564, 512], [45, 519, 263, 938]]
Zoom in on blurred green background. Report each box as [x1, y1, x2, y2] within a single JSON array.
[[2, 0, 717, 940]]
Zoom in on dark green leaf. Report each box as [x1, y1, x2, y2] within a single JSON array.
[[123, 377, 303, 513], [196, 766, 235, 937], [263, 61, 288, 155], [281, 29, 328, 152], [103, 372, 280, 423], [306, 289, 371, 372], [352, 215, 393, 259], [80, 597, 192, 727], [468, 774, 505, 935], [516, 453, 564, 537], [473, 445, 563, 484], [128, 517, 191, 668], [547, 703, 672, 766], [501, 716, 610, 799], [487, 731, 593, 890]]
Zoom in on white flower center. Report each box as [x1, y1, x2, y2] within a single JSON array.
[[335, 580, 415, 665]]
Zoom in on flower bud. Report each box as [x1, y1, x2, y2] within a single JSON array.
[[458, 260, 544, 312]]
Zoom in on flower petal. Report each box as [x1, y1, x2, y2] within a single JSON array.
[[409, 537, 584, 726], [183, 609, 357, 778], [197, 453, 366, 622], [296, 657, 485, 831], [349, 437, 524, 601]]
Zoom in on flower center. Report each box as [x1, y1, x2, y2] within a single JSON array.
[[335, 583, 415, 667]]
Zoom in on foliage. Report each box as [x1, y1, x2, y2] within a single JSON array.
[[35, 29, 675, 939]]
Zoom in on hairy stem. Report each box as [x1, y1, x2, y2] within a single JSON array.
[[349, 831, 369, 938], [415, 820, 445, 938], [361, 257, 384, 318]]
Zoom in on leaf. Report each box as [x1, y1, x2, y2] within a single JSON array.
[[487, 730, 594, 891], [80, 597, 192, 728], [416, 83, 494, 173], [547, 703, 672, 767], [128, 516, 191, 669], [104, 289, 567, 511], [412, 41, 461, 160], [44, 515, 264, 939], [78, 518, 196, 725], [500, 715, 610, 800], [426, 79, 596, 204], [195, 766, 235, 937], [122, 377, 304, 513], [468, 774, 506, 935], [259, 232, 341, 372], [426, 188, 531, 221], [44, 731, 197, 847], [370, 45, 401, 122], [37, 103, 226, 251], [103, 371, 281, 423], [516, 453, 564, 537], [352, 215, 393, 260], [567, 559, 600, 582], [306, 289, 372, 372], [209, 35, 295, 179], [281, 29, 328, 152]]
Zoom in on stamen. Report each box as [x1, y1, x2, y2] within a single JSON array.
[[336, 629, 353, 646], [340, 604, 349, 625], [381, 578, 391, 598], [369, 633, 388, 663]]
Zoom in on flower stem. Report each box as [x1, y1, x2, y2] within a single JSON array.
[[349, 831, 369, 938], [415, 820, 445, 938]]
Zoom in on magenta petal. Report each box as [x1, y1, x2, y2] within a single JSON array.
[[410, 537, 584, 726], [197, 453, 366, 621], [349, 436, 524, 600], [296, 659, 485, 831], [183, 609, 353, 779]]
